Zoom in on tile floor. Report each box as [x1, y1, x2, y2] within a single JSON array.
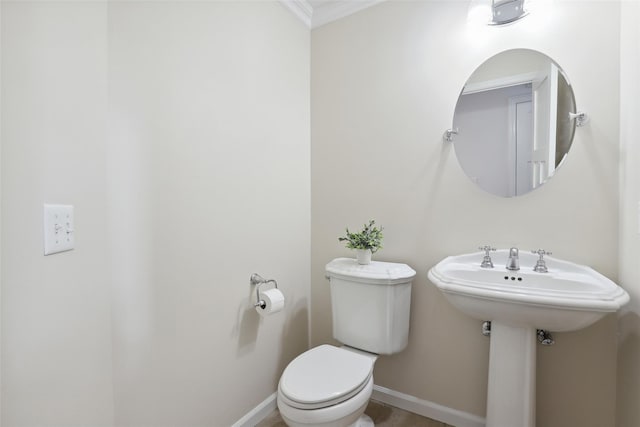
[[255, 400, 454, 427]]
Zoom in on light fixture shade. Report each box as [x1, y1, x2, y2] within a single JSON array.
[[490, 0, 528, 25]]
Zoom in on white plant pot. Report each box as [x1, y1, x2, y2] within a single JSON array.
[[356, 249, 372, 265]]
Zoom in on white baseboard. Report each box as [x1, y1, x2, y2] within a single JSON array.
[[231, 392, 277, 427], [233, 386, 485, 427], [372, 385, 486, 427]]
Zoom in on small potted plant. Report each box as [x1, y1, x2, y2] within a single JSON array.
[[338, 220, 383, 265]]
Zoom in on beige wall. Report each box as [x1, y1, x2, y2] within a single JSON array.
[[311, 1, 621, 426], [617, 1, 640, 426], [1, 2, 114, 425], [0, 3, 3, 420], [1, 1, 310, 425], [107, 2, 310, 425]]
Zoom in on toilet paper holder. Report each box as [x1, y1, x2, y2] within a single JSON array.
[[250, 273, 279, 309]]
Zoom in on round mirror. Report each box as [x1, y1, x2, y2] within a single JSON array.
[[452, 49, 577, 197]]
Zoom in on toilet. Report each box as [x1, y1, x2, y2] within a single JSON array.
[[277, 257, 416, 427]]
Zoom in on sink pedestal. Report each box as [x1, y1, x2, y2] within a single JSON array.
[[486, 322, 536, 427]]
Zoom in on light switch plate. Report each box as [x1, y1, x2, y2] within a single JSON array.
[[44, 204, 74, 256]]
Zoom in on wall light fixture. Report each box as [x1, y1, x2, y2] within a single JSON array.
[[489, 0, 528, 25]]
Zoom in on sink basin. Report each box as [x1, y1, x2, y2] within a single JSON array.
[[428, 249, 629, 427], [428, 249, 629, 332]]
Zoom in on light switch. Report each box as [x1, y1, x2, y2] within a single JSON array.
[[44, 204, 74, 256]]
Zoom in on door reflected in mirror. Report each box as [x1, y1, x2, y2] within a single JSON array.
[[452, 49, 576, 197]]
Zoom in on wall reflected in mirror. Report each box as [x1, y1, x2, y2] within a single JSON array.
[[452, 49, 576, 197]]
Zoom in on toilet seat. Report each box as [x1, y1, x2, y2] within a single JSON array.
[[278, 345, 374, 410]]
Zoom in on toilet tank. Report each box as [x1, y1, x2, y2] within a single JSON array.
[[325, 258, 416, 355]]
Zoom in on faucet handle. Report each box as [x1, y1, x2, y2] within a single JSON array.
[[531, 249, 551, 273], [479, 245, 496, 268], [531, 249, 552, 258], [479, 245, 496, 254]]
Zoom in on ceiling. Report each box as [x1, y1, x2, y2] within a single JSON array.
[[281, 0, 386, 29]]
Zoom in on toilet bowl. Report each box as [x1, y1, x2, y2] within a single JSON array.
[[277, 345, 377, 427], [277, 258, 416, 427]]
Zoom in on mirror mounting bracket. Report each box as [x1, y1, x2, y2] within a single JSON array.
[[569, 111, 589, 127], [443, 128, 459, 142]]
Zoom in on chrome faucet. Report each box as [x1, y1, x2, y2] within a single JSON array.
[[506, 247, 520, 271]]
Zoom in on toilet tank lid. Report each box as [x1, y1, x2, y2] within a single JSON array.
[[326, 258, 416, 285]]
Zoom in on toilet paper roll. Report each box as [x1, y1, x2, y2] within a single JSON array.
[[256, 288, 285, 316]]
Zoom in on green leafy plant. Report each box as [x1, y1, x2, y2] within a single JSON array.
[[338, 220, 384, 253]]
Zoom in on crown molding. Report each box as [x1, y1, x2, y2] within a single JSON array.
[[279, 0, 386, 29], [310, 0, 385, 29], [280, 0, 313, 28]]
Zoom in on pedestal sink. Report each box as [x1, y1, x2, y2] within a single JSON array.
[[428, 249, 629, 427]]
